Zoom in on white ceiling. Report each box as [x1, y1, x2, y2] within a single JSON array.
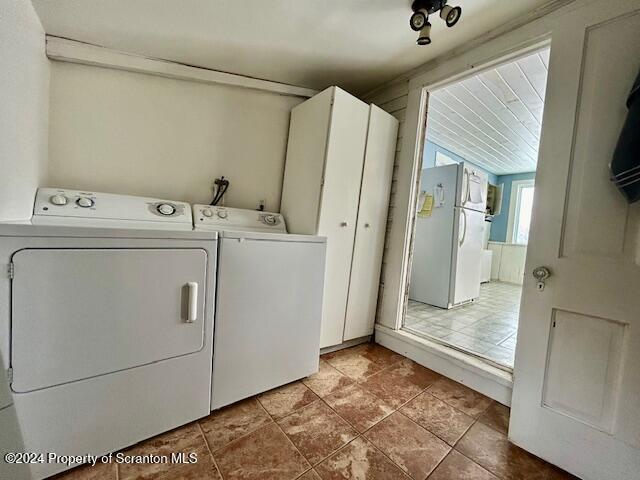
[[427, 48, 550, 175], [32, 0, 555, 94]]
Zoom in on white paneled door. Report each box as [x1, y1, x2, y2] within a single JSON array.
[[509, 3, 640, 480]]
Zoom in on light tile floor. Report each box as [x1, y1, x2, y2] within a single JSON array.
[[404, 282, 522, 369], [55, 343, 575, 480]]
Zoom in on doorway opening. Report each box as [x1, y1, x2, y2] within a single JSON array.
[[402, 46, 549, 371]]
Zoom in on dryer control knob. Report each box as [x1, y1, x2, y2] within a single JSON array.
[[50, 194, 68, 206], [157, 203, 176, 216], [76, 197, 94, 208], [217, 210, 228, 219], [202, 208, 213, 217]]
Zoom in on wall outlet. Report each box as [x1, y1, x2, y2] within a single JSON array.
[[258, 199, 266, 211]]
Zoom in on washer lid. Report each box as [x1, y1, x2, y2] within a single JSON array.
[[220, 230, 326, 243], [192, 205, 288, 233]]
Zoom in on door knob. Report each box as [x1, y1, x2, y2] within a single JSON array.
[[532, 266, 551, 281], [532, 266, 551, 291]]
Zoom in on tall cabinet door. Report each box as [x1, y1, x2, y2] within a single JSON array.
[[344, 105, 399, 341], [317, 88, 370, 348], [280, 88, 334, 235]]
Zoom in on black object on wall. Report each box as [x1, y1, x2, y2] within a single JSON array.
[[210, 176, 229, 206], [610, 68, 640, 204]]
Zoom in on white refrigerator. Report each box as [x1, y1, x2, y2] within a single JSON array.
[[409, 163, 488, 309]]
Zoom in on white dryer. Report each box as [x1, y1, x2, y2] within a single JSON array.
[[32, 187, 193, 230], [192, 205, 326, 410], [0, 355, 29, 480], [0, 188, 217, 479]]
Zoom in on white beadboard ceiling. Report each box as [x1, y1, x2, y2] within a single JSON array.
[[426, 47, 550, 175], [31, 0, 560, 94]]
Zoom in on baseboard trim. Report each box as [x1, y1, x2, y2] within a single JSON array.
[[320, 336, 372, 355], [375, 325, 513, 406]]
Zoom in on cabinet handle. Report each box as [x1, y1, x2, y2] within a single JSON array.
[[364, 223, 371, 228], [340, 221, 348, 227], [186, 282, 198, 323]]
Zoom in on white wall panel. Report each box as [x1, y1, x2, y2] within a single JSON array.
[[0, 0, 49, 221], [367, 81, 410, 328], [488, 242, 527, 285]]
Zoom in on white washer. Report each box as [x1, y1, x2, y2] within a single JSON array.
[[193, 205, 326, 410], [0, 188, 217, 479]]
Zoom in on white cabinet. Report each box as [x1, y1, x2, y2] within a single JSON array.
[[281, 87, 398, 348]]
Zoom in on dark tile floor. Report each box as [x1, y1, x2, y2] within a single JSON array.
[[55, 343, 576, 480]]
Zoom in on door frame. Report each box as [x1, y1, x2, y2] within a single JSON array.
[[374, 38, 553, 406], [373, 3, 605, 410], [388, 38, 550, 337], [378, 0, 606, 336]]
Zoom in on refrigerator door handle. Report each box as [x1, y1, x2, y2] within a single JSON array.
[[459, 209, 467, 246], [462, 168, 470, 206]]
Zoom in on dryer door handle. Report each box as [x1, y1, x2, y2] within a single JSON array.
[[186, 282, 198, 323]]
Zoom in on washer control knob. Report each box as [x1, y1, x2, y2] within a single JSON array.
[[217, 210, 228, 219], [50, 194, 68, 206], [202, 208, 213, 217], [263, 215, 277, 225], [157, 203, 176, 216], [76, 197, 94, 208]]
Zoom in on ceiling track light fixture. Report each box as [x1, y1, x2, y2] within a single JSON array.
[[409, 0, 462, 46]]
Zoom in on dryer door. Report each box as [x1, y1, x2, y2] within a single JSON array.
[[10, 248, 207, 392]]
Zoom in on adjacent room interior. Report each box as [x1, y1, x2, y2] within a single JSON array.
[[403, 47, 548, 369]]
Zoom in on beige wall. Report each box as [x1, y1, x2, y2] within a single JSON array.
[[0, 0, 49, 221], [48, 62, 304, 212]]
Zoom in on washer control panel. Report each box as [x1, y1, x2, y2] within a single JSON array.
[[193, 205, 287, 233], [76, 196, 94, 208], [32, 188, 193, 230]]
